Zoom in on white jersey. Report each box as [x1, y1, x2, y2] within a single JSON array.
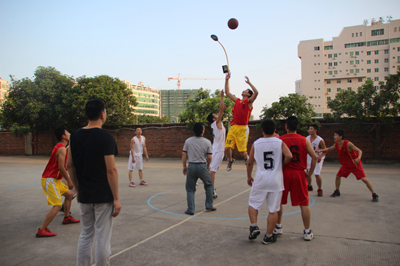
[[306, 135, 325, 164], [211, 121, 226, 152], [132, 136, 145, 156], [252, 137, 284, 192]]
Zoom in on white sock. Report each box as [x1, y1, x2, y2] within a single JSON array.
[[251, 223, 257, 227], [276, 223, 282, 228], [266, 234, 273, 237], [304, 228, 311, 234]]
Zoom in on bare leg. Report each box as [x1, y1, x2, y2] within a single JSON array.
[[240, 151, 248, 159], [360, 177, 376, 194], [300, 205, 311, 229], [139, 170, 143, 181], [315, 175, 322, 189], [306, 174, 312, 186], [248, 206, 258, 224], [129, 170, 133, 182], [335, 176, 342, 190], [40, 205, 62, 229], [267, 212, 278, 235], [225, 147, 232, 162], [210, 171, 216, 187], [277, 204, 283, 224], [62, 190, 73, 217]]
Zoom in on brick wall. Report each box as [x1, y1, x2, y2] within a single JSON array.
[[1, 121, 399, 161]]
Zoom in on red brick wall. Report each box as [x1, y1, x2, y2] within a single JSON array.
[[0, 131, 25, 155]]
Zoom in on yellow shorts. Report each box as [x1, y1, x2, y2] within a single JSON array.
[[41, 178, 68, 206], [225, 125, 249, 152]]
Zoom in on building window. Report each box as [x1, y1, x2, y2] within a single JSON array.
[[372, 29, 384, 36], [355, 51, 359, 55], [385, 58, 389, 63], [348, 79, 352, 83], [329, 62, 333, 66], [327, 80, 331, 84], [352, 33, 354, 37], [367, 51, 371, 55], [375, 50, 379, 55], [350, 52, 354, 56], [356, 33, 358, 37], [327, 97, 331, 101], [328, 54, 332, 58], [367, 69, 371, 73], [367, 60, 371, 64], [350, 69, 354, 74], [347, 87, 352, 91], [385, 67, 389, 72], [350, 60, 354, 65], [374, 77, 379, 81], [375, 59, 379, 63], [356, 69, 360, 73], [398, 47, 400, 51], [375, 68, 379, 72], [337, 88, 341, 92], [334, 62, 338, 66], [360, 32, 362, 36], [329, 71, 332, 75], [385, 49, 389, 54], [327, 88, 331, 92], [358, 78, 362, 82], [334, 53, 338, 57], [334, 70, 338, 74], [324, 45, 333, 50], [356, 60, 360, 64], [337, 80, 341, 83], [375, 86, 379, 90], [314, 46, 320, 51]]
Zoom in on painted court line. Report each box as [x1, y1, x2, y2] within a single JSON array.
[[106, 187, 252, 263]]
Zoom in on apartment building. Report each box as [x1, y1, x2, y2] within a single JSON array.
[[160, 89, 199, 121], [0, 77, 10, 106], [298, 18, 400, 117], [123, 81, 161, 117]]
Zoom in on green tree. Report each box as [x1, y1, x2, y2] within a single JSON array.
[[260, 93, 317, 134], [327, 73, 400, 159], [64, 75, 138, 130], [136, 114, 171, 124], [2, 66, 75, 134], [179, 88, 234, 129]]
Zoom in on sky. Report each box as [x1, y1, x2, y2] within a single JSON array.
[[1, 0, 399, 118]]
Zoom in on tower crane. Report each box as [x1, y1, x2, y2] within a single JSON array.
[[168, 73, 223, 90]]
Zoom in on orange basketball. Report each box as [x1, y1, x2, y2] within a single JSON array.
[[228, 18, 239, 30]]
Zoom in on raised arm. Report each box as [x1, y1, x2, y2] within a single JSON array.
[[245, 76, 258, 107], [216, 90, 226, 130], [225, 72, 237, 102]]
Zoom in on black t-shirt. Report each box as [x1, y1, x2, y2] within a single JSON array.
[[70, 128, 118, 203]]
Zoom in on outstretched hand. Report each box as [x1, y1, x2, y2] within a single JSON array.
[[245, 76, 250, 84], [226, 72, 231, 80]]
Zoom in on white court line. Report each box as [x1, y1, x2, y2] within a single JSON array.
[[102, 187, 252, 263]]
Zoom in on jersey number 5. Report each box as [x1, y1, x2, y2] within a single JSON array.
[[263, 151, 274, 170]]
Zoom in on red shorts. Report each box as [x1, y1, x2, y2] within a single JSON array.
[[281, 168, 309, 206], [337, 166, 366, 180]]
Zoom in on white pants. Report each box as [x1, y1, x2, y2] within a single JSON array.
[[77, 203, 113, 266], [307, 158, 325, 175], [248, 190, 282, 213], [128, 153, 143, 171], [209, 150, 224, 173]]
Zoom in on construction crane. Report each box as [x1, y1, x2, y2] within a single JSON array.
[[168, 73, 223, 90]]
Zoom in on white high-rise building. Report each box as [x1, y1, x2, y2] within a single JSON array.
[[123, 81, 161, 117], [0, 77, 10, 106], [298, 18, 400, 117]]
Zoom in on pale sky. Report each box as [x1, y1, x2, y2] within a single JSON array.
[[1, 0, 399, 118]]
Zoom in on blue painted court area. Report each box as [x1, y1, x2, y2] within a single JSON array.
[[147, 188, 315, 219]]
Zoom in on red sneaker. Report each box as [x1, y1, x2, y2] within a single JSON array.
[[62, 215, 80, 224], [36, 228, 57, 237], [139, 180, 148, 186]]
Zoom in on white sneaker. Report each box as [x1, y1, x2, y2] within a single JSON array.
[[129, 182, 135, 187], [303, 229, 314, 241], [273, 225, 282, 235], [213, 188, 218, 199]]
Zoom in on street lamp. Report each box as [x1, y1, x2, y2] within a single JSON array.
[[210, 34, 230, 73]]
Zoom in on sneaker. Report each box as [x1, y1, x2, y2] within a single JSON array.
[[139, 180, 148, 186], [308, 185, 313, 191], [248, 226, 260, 240], [62, 215, 80, 224], [317, 189, 323, 197], [262, 234, 277, 245], [273, 225, 283, 236], [36, 228, 57, 237], [244, 156, 249, 166], [330, 189, 340, 197], [372, 194, 379, 202], [213, 188, 218, 199], [129, 182, 135, 187], [227, 158, 235, 171], [303, 229, 314, 241], [206, 207, 217, 211]]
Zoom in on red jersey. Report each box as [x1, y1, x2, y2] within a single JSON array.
[[230, 98, 252, 125], [335, 140, 362, 169], [42, 143, 67, 179], [280, 133, 308, 171]]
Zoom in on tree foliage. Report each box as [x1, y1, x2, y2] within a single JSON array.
[[260, 93, 317, 134], [136, 114, 171, 124], [179, 88, 234, 129], [327, 72, 400, 158]]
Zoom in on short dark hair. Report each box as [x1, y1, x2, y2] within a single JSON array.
[[55, 126, 68, 141], [247, 89, 253, 97], [286, 116, 299, 131], [207, 113, 215, 124], [334, 129, 345, 140], [261, 119, 275, 135], [85, 99, 105, 121], [310, 124, 319, 132], [193, 122, 204, 137]]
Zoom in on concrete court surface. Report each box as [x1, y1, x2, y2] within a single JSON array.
[[0, 155, 399, 266]]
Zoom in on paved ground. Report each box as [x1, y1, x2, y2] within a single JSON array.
[[0, 155, 399, 266]]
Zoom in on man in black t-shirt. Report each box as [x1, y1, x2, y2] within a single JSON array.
[[67, 99, 121, 266]]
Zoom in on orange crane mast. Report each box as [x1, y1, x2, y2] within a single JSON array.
[[168, 73, 223, 90]]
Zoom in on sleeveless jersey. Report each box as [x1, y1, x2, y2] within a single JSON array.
[[253, 137, 284, 192], [211, 121, 226, 152], [42, 143, 66, 179], [335, 140, 361, 169], [132, 136, 145, 156], [306, 135, 325, 164], [230, 98, 252, 125], [280, 133, 307, 171]]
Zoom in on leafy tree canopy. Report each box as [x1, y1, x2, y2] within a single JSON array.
[[179, 88, 234, 129], [260, 93, 317, 134], [136, 114, 171, 124]]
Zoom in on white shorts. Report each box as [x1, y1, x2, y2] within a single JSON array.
[[248, 190, 282, 213], [209, 150, 224, 173], [128, 153, 143, 171], [307, 158, 325, 175]]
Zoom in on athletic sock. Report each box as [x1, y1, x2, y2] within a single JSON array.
[[304, 228, 311, 234], [276, 223, 282, 228], [266, 234, 273, 238], [251, 223, 257, 227]]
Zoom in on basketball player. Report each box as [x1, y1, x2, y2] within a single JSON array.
[[276, 116, 317, 241], [316, 129, 379, 202], [206, 90, 226, 199], [224, 72, 258, 171], [306, 124, 327, 197], [247, 119, 292, 244], [128, 128, 149, 187], [36, 126, 80, 237]]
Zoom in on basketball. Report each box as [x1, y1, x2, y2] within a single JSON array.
[[228, 18, 239, 30]]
